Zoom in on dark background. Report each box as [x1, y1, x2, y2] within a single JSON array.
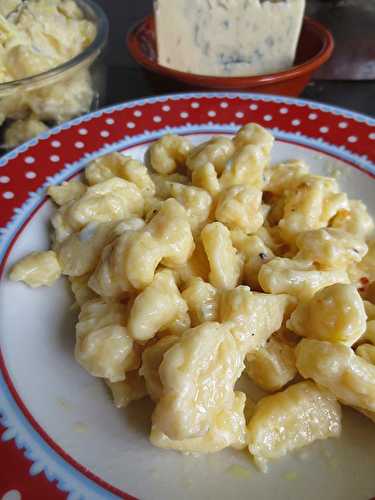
[[95, 0, 374, 116]]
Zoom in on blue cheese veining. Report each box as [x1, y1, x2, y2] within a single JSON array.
[[154, 0, 305, 76]]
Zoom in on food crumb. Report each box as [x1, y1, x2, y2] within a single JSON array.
[[183, 479, 193, 489], [325, 164, 343, 179], [57, 398, 72, 410], [329, 168, 342, 179], [323, 451, 339, 470], [73, 422, 88, 433], [226, 464, 251, 478], [151, 469, 160, 480], [283, 471, 297, 481]]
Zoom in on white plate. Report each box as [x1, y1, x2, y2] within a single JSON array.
[[0, 93, 374, 500]]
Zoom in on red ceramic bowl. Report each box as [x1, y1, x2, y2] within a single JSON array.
[[127, 15, 334, 97]]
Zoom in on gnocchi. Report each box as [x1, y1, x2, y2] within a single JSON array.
[[128, 269, 188, 341], [140, 335, 179, 402], [187, 136, 234, 175], [230, 231, 274, 290], [296, 339, 375, 412], [360, 301, 375, 345], [66, 177, 144, 231], [232, 123, 274, 154], [356, 344, 375, 365], [48, 180, 87, 206], [264, 160, 308, 195], [278, 175, 349, 244], [75, 299, 139, 382], [9, 124, 375, 470], [201, 222, 242, 289], [220, 144, 267, 190], [182, 277, 219, 326], [219, 286, 294, 355], [215, 185, 264, 233], [287, 284, 367, 345], [258, 257, 350, 300], [247, 381, 341, 471], [85, 153, 155, 198], [152, 322, 246, 448], [245, 336, 297, 392], [331, 200, 374, 240], [9, 251, 61, 287], [106, 371, 147, 408], [150, 134, 191, 175], [295, 228, 368, 269]]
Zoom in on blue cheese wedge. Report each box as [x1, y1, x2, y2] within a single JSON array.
[[154, 0, 305, 76]]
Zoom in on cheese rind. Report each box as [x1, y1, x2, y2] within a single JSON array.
[[154, 0, 305, 77]]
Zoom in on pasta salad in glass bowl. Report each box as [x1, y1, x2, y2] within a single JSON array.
[[0, 0, 108, 149]]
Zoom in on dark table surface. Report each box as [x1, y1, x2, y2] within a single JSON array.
[[96, 0, 375, 117]]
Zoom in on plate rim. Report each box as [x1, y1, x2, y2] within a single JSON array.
[[1, 91, 374, 169]]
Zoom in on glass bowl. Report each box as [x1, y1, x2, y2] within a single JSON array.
[[0, 0, 109, 149]]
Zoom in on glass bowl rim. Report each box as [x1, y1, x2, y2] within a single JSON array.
[[0, 0, 109, 92]]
